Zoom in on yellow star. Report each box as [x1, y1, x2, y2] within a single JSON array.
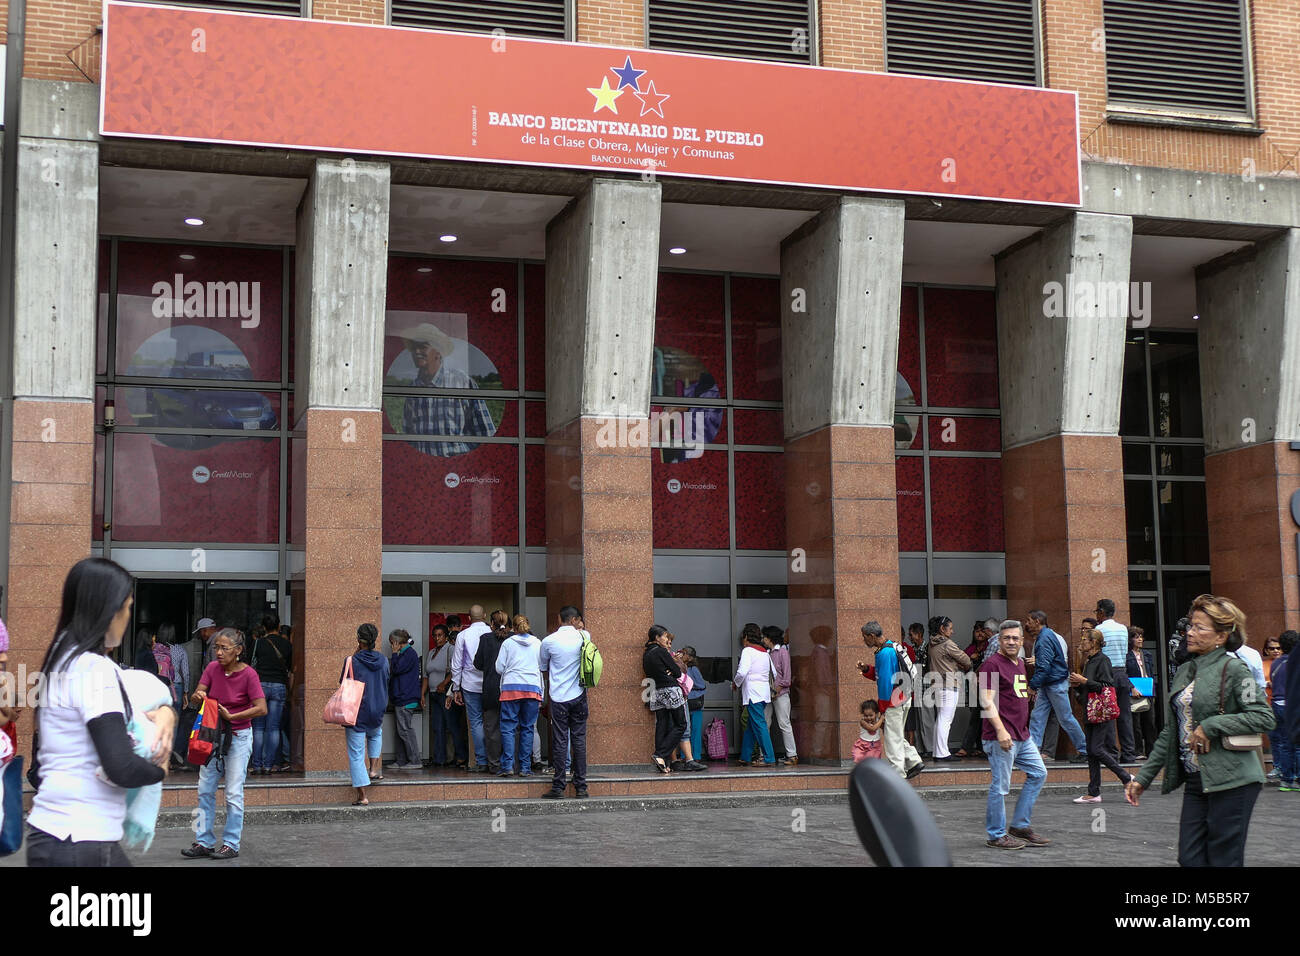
[[587, 77, 624, 114]]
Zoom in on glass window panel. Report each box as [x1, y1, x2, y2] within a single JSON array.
[[1155, 445, 1204, 477], [735, 451, 785, 551], [384, 256, 519, 391], [1161, 570, 1213, 623], [383, 441, 519, 546], [1125, 479, 1156, 565], [1122, 441, 1151, 475], [654, 273, 726, 400], [97, 241, 110, 377], [1148, 331, 1202, 439], [732, 408, 783, 446], [729, 276, 780, 402], [381, 382, 510, 444], [928, 458, 1004, 552], [94, 433, 105, 542], [114, 387, 280, 433], [898, 286, 921, 405], [115, 243, 284, 384], [1157, 480, 1210, 565], [652, 449, 729, 549], [923, 288, 999, 409], [525, 400, 546, 438], [652, 403, 727, 449], [524, 263, 545, 393], [1128, 569, 1157, 593], [895, 456, 925, 552], [1119, 337, 1149, 437], [110, 434, 279, 543], [927, 415, 1001, 452], [895, 407, 922, 451], [525, 443, 545, 547]]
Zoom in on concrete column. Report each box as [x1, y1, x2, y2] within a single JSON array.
[[544, 177, 659, 766], [780, 197, 905, 765], [292, 158, 389, 774], [5, 102, 99, 753], [1196, 231, 1300, 642], [995, 212, 1133, 676]]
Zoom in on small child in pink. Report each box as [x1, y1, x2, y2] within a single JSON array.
[[852, 699, 885, 763]]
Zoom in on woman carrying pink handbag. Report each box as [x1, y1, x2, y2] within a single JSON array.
[[332, 624, 389, 806]]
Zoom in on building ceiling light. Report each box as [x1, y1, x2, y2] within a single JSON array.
[[439, 234, 457, 243], [178, 253, 196, 260], [184, 217, 204, 226], [669, 247, 687, 255], [417, 266, 433, 273]]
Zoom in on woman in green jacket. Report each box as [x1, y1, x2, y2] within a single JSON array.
[[1125, 594, 1276, 867]]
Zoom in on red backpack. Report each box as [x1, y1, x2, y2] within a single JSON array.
[[186, 698, 229, 766]]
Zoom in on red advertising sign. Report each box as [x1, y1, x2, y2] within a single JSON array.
[[101, 2, 1080, 205]]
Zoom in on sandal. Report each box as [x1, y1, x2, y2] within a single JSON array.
[[651, 755, 670, 774], [351, 798, 369, 806]]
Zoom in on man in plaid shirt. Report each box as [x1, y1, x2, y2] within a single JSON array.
[[398, 323, 496, 457]]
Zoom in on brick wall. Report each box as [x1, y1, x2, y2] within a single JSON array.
[[819, 0, 883, 72], [311, 0, 384, 25], [576, 0, 643, 46]]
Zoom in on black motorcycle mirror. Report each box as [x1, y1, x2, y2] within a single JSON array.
[[848, 758, 952, 866]]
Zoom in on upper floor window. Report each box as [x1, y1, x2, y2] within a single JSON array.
[[1103, 0, 1252, 117], [884, 0, 1039, 87], [647, 0, 815, 65], [390, 0, 571, 38]]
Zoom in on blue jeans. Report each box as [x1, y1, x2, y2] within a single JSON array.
[[251, 682, 287, 770], [345, 724, 383, 788], [741, 701, 775, 764], [690, 708, 704, 759], [1028, 680, 1087, 756], [462, 690, 487, 767], [1270, 703, 1296, 781], [500, 698, 540, 774], [196, 728, 253, 852], [985, 736, 1047, 840]]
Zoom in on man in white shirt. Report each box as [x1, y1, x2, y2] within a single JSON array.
[[538, 605, 588, 799], [1230, 642, 1266, 694], [1094, 598, 1139, 762], [450, 605, 491, 773]]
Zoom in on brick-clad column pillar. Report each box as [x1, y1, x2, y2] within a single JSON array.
[[1197, 231, 1300, 641], [575, 0, 645, 46], [781, 197, 905, 765], [995, 213, 1133, 678], [312, 0, 386, 24], [545, 178, 660, 765], [293, 158, 389, 774], [4, 135, 99, 756], [819, 0, 884, 71]]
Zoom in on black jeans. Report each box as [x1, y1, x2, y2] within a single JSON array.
[[960, 705, 984, 755], [1084, 720, 1131, 796], [1114, 672, 1137, 759], [27, 826, 131, 867], [482, 706, 503, 772], [550, 692, 588, 791], [1131, 703, 1157, 757], [1178, 775, 1261, 867], [653, 704, 687, 760], [447, 699, 469, 764]]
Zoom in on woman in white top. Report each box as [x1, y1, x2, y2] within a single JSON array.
[[26, 558, 176, 867], [733, 623, 776, 766]]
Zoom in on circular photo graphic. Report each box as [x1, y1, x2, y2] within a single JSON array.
[[125, 325, 277, 451], [895, 372, 921, 451]]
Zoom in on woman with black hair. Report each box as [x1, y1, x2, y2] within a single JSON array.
[[643, 625, 686, 773], [26, 557, 176, 867], [343, 623, 389, 805], [133, 627, 159, 675], [926, 615, 971, 762]]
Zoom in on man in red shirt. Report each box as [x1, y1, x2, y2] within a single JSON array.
[[980, 621, 1049, 850]]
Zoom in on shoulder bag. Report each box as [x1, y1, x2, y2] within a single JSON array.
[[1217, 661, 1265, 758], [260, 636, 296, 693], [323, 656, 364, 726], [1085, 686, 1120, 724]]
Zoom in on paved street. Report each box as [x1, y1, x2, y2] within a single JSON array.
[[6, 784, 1295, 867]]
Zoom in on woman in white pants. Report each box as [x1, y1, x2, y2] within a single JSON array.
[[925, 616, 971, 762], [765, 627, 798, 766]]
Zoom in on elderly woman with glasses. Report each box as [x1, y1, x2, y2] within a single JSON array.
[[183, 627, 266, 861], [1126, 595, 1276, 867]]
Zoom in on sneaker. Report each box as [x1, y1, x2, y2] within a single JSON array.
[[573, 786, 589, 798], [670, 760, 687, 772], [531, 762, 546, 774], [181, 843, 213, 859], [684, 760, 708, 771], [542, 789, 564, 799], [1279, 780, 1299, 792], [1008, 826, 1050, 847], [905, 762, 925, 780], [496, 769, 515, 777], [211, 845, 239, 860], [1073, 794, 1103, 804], [986, 835, 1025, 850], [1068, 754, 1089, 764]]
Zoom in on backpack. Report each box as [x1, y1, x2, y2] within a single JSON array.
[[577, 629, 603, 688], [186, 698, 231, 766], [152, 644, 174, 682], [706, 718, 728, 760]]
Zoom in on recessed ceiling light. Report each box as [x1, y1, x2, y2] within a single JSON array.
[[1192, 314, 1200, 321], [184, 217, 204, 227], [669, 247, 686, 255], [416, 266, 433, 273], [439, 234, 457, 243], [178, 253, 196, 260]]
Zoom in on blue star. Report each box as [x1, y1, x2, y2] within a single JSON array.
[[610, 56, 647, 92]]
